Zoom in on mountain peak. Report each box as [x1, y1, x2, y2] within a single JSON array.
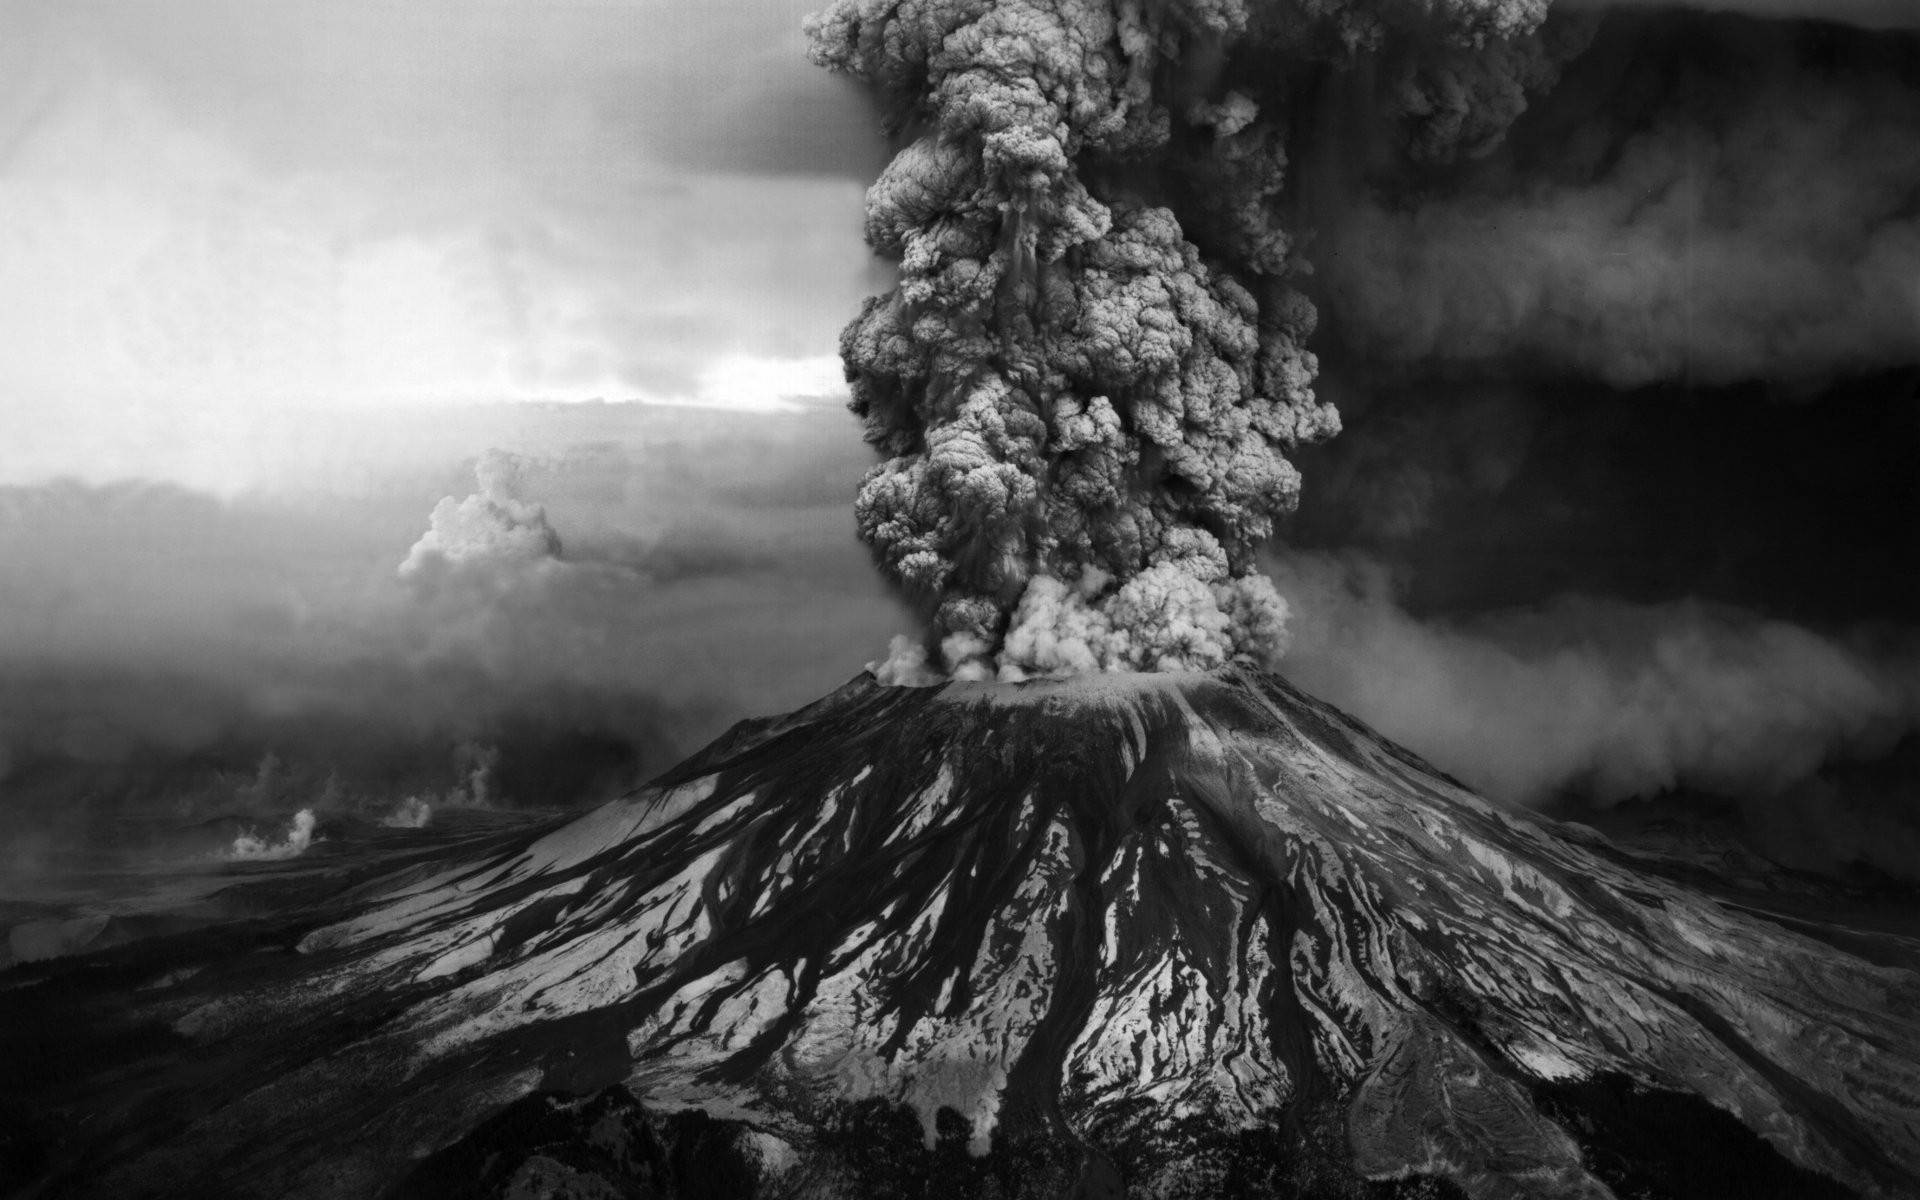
[[40, 669, 1920, 1197]]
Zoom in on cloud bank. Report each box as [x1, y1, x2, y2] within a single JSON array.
[[1306, 10, 1920, 388], [0, 405, 907, 878], [1270, 553, 1920, 810], [0, 0, 881, 492]]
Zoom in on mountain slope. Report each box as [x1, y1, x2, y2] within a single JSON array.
[[24, 667, 1920, 1197]]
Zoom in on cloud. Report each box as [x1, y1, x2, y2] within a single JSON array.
[[1564, 0, 1920, 31], [0, 0, 879, 478], [399, 450, 563, 582], [1306, 13, 1920, 388], [0, 406, 909, 867], [52, 0, 885, 181], [226, 808, 318, 861], [1267, 552, 1920, 811], [810, 0, 1370, 678], [805, 0, 1920, 688]]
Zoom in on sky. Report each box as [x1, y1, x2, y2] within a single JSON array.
[[0, 0, 910, 856], [0, 0, 889, 486], [0, 0, 894, 488]]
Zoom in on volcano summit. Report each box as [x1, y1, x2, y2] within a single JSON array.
[[12, 667, 1917, 1198]]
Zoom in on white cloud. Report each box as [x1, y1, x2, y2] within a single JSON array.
[[666, 354, 850, 413], [0, 0, 877, 485]]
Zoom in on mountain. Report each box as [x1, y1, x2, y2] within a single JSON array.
[[5, 667, 1919, 1199]]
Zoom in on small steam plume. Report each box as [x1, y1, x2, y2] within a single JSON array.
[[226, 808, 320, 861], [232, 750, 283, 811], [400, 449, 562, 583], [446, 739, 499, 809], [381, 796, 433, 829]]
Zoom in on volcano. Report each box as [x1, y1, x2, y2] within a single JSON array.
[[6, 667, 1919, 1198]]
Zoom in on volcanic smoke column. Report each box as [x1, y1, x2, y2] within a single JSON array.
[[806, 0, 1350, 680]]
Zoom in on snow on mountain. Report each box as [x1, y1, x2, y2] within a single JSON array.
[[15, 667, 1920, 1197]]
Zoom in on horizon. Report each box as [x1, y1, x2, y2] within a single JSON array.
[[2, 0, 1918, 889]]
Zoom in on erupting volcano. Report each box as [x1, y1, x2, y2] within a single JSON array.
[[6, 0, 1920, 1196]]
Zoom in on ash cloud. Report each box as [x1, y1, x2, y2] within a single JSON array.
[[1564, 0, 1920, 31], [1305, 11, 1920, 388], [1270, 366, 1920, 874], [0, 408, 906, 879], [400, 450, 563, 582], [809, 0, 1373, 680], [1270, 552, 1920, 811], [226, 808, 319, 861], [804, 0, 1920, 683], [807, 0, 1920, 874]]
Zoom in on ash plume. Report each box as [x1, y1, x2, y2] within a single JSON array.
[[807, 3, 1920, 866], [1304, 10, 1920, 388], [806, 0, 1387, 679], [1564, 0, 1920, 30], [808, 0, 1836, 680], [0, 419, 899, 867]]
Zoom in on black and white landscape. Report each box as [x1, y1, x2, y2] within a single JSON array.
[[2, 0, 1918, 1197]]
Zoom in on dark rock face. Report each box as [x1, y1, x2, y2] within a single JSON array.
[[10, 668, 1919, 1197]]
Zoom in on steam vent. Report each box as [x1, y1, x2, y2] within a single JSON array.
[[17, 667, 1918, 1198]]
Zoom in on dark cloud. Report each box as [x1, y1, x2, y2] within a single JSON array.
[[809, 0, 1364, 680], [1302, 12, 1920, 389], [800, 1, 1920, 885], [799, 0, 1920, 688], [1282, 373, 1920, 623], [1217, 7, 1920, 880], [1565, 0, 1920, 31], [7, 0, 1919, 898], [1267, 550, 1920, 833], [1744, 741, 1920, 882]]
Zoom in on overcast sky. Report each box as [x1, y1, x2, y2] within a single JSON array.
[[0, 0, 888, 490]]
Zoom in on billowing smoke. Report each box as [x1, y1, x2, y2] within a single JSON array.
[[226, 808, 319, 861], [1271, 553, 1920, 808], [381, 795, 434, 829], [806, 0, 1386, 679], [811, 1, 1920, 873], [808, 0, 1890, 680]]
